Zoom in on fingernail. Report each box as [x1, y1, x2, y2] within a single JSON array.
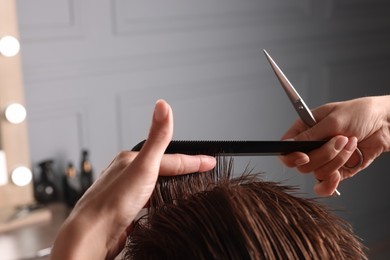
[[344, 137, 358, 152], [205, 156, 217, 166], [154, 99, 169, 122], [294, 157, 309, 166], [334, 136, 348, 151]]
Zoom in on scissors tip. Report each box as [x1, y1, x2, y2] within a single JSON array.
[[263, 49, 273, 62]]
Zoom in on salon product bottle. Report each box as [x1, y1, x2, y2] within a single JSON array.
[[34, 160, 57, 203], [80, 150, 93, 194], [62, 162, 81, 207]]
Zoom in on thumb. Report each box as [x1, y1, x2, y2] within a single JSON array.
[[137, 99, 173, 164], [122, 99, 173, 210]]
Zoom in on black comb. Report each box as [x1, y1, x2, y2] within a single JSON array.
[[131, 140, 326, 156]]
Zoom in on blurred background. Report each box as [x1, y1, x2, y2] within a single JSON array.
[[0, 0, 389, 259]]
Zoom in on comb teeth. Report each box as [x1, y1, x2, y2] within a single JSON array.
[[131, 140, 326, 156]]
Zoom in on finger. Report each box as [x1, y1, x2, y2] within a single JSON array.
[[340, 134, 378, 179], [313, 137, 357, 182], [110, 100, 173, 197], [343, 149, 362, 169], [343, 128, 385, 172], [281, 119, 308, 140], [293, 119, 337, 141], [132, 99, 173, 170], [108, 100, 173, 218], [159, 154, 216, 176], [139, 99, 173, 159], [281, 104, 335, 141], [279, 152, 310, 168], [297, 135, 348, 173], [291, 103, 339, 141], [313, 170, 341, 197]]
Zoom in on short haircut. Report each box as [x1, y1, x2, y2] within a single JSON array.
[[125, 158, 367, 259]]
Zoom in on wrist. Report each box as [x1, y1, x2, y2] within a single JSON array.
[[50, 211, 108, 259]]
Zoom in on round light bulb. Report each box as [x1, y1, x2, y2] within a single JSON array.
[[5, 103, 27, 124], [0, 36, 20, 57], [11, 166, 32, 186]]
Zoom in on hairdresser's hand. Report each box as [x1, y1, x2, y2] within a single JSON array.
[[50, 100, 216, 260], [280, 95, 390, 196]]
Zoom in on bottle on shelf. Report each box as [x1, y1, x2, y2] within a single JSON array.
[[34, 160, 57, 204], [62, 162, 81, 207], [80, 149, 93, 194]]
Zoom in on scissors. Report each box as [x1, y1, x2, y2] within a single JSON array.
[[264, 49, 364, 196]]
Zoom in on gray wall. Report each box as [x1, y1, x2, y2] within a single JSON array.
[[16, 0, 390, 257]]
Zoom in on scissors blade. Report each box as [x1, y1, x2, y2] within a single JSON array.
[[263, 49, 317, 127]]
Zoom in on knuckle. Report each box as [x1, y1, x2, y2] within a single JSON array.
[[115, 151, 136, 167], [313, 169, 327, 180], [340, 169, 357, 180], [320, 146, 340, 163], [328, 115, 344, 132], [176, 156, 187, 174], [148, 127, 171, 143], [297, 131, 312, 141]]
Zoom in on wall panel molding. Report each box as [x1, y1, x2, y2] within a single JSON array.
[[115, 69, 309, 149], [111, 0, 305, 36], [16, 0, 83, 41], [20, 32, 390, 86], [27, 102, 89, 171]]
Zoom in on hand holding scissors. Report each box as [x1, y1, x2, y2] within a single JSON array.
[[264, 50, 365, 197]]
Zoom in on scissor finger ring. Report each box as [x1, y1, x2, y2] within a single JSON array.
[[343, 147, 364, 169]]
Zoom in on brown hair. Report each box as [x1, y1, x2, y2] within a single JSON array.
[[125, 158, 366, 259]]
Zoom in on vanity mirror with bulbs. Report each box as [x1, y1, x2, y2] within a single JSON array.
[[0, 0, 33, 210]]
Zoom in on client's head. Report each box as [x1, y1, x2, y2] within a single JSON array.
[[125, 158, 366, 259]]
